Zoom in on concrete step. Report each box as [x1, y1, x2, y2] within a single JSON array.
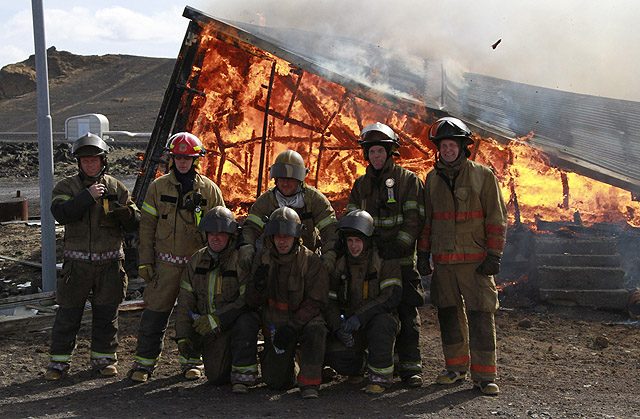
[[537, 266, 625, 289], [536, 254, 621, 267], [539, 289, 629, 310], [534, 237, 619, 255]]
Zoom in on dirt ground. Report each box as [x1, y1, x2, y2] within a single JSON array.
[[1, 146, 639, 418]]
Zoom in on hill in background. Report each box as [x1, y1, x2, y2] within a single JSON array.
[[0, 46, 174, 136]]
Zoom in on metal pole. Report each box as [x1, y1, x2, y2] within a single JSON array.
[[32, 0, 57, 292]]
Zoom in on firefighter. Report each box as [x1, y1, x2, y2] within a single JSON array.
[[45, 133, 140, 380], [324, 210, 402, 394], [130, 132, 225, 382], [420, 117, 507, 395], [175, 206, 259, 393], [346, 122, 425, 387], [245, 207, 329, 399], [238, 149, 338, 273]]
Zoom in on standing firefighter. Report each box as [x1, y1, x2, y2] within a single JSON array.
[[130, 132, 225, 382], [420, 117, 507, 395], [346, 122, 425, 387], [245, 207, 329, 399], [239, 149, 338, 272], [175, 207, 259, 392], [46, 133, 140, 380], [324, 210, 402, 394]]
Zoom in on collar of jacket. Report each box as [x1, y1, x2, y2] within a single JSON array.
[[365, 157, 395, 179], [167, 169, 207, 189]]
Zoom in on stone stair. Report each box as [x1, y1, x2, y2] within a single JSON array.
[[534, 236, 628, 310]]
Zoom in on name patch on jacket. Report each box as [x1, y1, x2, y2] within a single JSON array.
[[160, 195, 178, 203]]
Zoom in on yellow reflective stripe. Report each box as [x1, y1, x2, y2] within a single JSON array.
[[380, 278, 402, 290], [316, 214, 337, 230], [208, 269, 217, 313], [134, 356, 158, 366], [232, 363, 258, 373], [397, 231, 414, 245], [418, 203, 425, 217], [374, 214, 404, 228], [403, 200, 419, 212], [90, 351, 117, 360], [180, 280, 194, 292], [246, 213, 265, 227], [50, 354, 72, 362], [239, 284, 246, 295], [142, 202, 157, 216], [368, 363, 394, 375], [52, 194, 71, 202]]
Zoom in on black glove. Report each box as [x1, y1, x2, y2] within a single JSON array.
[[334, 329, 354, 347], [343, 315, 361, 332], [378, 241, 409, 260], [253, 263, 270, 292], [273, 324, 297, 349], [476, 254, 501, 276], [107, 205, 132, 221], [417, 251, 433, 276]]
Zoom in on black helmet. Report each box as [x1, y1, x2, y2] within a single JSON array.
[[428, 117, 474, 147], [72, 133, 109, 157], [339, 210, 374, 237], [198, 206, 237, 233], [357, 122, 400, 157], [269, 150, 309, 182], [264, 207, 303, 238]]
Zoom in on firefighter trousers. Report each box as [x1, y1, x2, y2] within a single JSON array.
[[261, 318, 327, 391], [395, 265, 423, 379], [49, 259, 126, 366], [325, 312, 399, 387], [182, 311, 260, 385], [134, 261, 186, 370], [431, 262, 499, 382]]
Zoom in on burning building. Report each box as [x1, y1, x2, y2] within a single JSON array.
[[133, 6, 640, 311]]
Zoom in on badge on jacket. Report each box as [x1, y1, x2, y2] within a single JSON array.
[[385, 178, 396, 203]]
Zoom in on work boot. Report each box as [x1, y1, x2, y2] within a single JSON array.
[[346, 375, 364, 384], [129, 368, 150, 383], [301, 387, 319, 399], [45, 362, 69, 381], [404, 374, 423, 387], [232, 383, 249, 394], [474, 380, 500, 395], [322, 366, 337, 382], [184, 368, 202, 381], [365, 384, 385, 394], [436, 370, 467, 385], [99, 364, 118, 377]]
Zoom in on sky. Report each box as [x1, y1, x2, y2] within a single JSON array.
[[2, 0, 640, 101]]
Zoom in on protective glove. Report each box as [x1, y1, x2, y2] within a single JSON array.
[[273, 324, 297, 349], [334, 329, 354, 347], [476, 254, 501, 276], [253, 263, 270, 293], [417, 251, 433, 276], [107, 205, 132, 221], [193, 314, 221, 336], [138, 264, 154, 283], [238, 244, 256, 271], [378, 241, 409, 261], [343, 315, 361, 332], [320, 250, 337, 273], [177, 338, 194, 359]]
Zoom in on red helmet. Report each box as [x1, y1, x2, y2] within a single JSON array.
[[167, 132, 205, 157]]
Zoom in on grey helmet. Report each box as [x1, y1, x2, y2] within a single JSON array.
[[264, 207, 303, 238], [72, 132, 109, 157], [357, 122, 400, 157], [198, 206, 237, 233], [339, 209, 374, 237], [269, 150, 309, 182]]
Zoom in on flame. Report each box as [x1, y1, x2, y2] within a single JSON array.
[[172, 23, 640, 228]]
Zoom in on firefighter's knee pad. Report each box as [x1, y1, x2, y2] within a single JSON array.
[[467, 310, 496, 351], [438, 306, 464, 345]]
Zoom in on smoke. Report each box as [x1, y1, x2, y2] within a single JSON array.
[[197, 0, 640, 101]]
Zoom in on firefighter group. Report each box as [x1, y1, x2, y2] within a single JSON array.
[[44, 116, 507, 399]]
